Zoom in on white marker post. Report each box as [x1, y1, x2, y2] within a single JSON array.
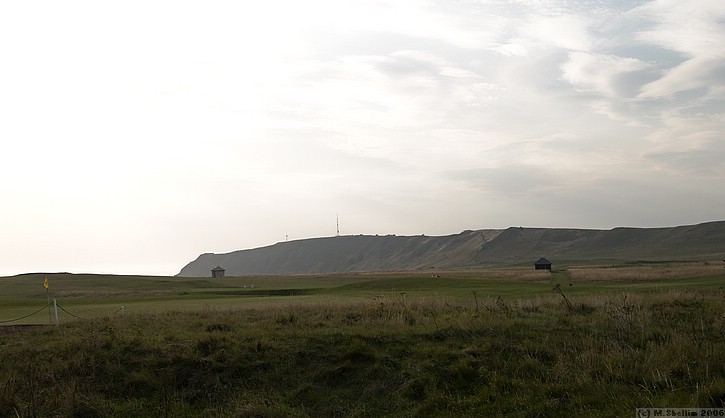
[[53, 298, 59, 325]]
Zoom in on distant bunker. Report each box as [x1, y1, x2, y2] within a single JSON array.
[[534, 258, 552, 270]]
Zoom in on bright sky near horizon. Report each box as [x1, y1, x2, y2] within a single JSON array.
[[1, 0, 724, 276]]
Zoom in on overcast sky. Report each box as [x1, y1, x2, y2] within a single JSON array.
[[1, 0, 724, 276]]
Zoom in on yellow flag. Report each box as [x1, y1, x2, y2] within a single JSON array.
[[43, 277, 49, 289]]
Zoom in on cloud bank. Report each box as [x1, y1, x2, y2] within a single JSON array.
[[0, 0, 723, 275]]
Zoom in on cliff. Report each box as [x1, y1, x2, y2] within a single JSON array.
[[177, 221, 725, 276]]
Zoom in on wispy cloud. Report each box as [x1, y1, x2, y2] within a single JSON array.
[[632, 0, 725, 98], [0, 0, 723, 275]]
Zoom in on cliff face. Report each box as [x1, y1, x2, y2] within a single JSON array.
[[177, 221, 725, 276]]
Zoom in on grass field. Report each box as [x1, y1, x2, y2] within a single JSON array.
[[1, 262, 724, 416], [3, 262, 724, 324]]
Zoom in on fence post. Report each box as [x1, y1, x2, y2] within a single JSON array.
[[53, 298, 59, 325], [121, 305, 125, 317]]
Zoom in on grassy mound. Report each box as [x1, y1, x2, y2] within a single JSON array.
[[1, 290, 724, 417]]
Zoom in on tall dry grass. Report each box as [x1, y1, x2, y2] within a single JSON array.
[[568, 262, 723, 281], [2, 277, 724, 417]]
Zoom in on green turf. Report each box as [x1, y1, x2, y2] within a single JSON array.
[[2, 264, 724, 324]]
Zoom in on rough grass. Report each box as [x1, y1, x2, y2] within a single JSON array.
[[1, 287, 724, 417], [568, 262, 725, 281], [1, 265, 724, 416]]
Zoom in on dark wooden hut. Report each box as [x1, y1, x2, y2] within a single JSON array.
[[211, 266, 226, 278], [534, 258, 552, 270]]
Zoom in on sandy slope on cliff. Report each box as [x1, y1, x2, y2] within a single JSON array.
[[178, 221, 725, 276]]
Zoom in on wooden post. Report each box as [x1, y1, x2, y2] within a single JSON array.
[[552, 283, 574, 311]]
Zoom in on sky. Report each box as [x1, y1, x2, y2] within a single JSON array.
[[1, 0, 724, 276]]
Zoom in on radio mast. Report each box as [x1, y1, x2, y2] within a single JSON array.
[[336, 214, 340, 236]]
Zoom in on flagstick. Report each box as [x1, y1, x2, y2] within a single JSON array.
[[46, 286, 51, 324], [45, 277, 51, 324]]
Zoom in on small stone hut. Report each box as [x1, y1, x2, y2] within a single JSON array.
[[534, 258, 552, 270], [211, 266, 226, 278]]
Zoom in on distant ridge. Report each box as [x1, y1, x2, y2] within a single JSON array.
[[177, 221, 725, 276]]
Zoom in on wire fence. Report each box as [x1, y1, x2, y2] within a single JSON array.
[[0, 302, 52, 324], [55, 303, 88, 321], [0, 300, 125, 325]]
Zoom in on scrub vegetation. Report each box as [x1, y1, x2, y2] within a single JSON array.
[[1, 262, 724, 417]]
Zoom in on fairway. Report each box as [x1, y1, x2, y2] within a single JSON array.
[[2, 262, 724, 325]]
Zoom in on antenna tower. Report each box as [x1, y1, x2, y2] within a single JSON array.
[[336, 214, 340, 236]]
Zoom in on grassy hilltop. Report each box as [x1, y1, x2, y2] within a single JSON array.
[[178, 221, 725, 276], [1, 263, 724, 416]]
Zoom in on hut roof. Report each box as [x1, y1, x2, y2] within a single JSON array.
[[534, 258, 552, 265]]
